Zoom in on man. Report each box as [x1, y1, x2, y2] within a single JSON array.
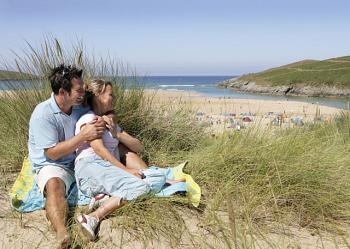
[[28, 65, 105, 248]]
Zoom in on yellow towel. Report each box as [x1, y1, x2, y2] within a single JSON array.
[[172, 162, 201, 207], [10, 157, 34, 202]]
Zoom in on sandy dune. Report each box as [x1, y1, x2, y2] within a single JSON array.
[[0, 90, 348, 248]]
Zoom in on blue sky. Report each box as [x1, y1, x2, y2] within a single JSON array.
[[1, 0, 350, 75]]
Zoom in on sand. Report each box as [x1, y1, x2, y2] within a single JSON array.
[[1, 191, 349, 248], [0, 90, 348, 248], [146, 89, 343, 133]]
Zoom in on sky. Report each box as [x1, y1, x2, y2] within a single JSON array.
[[1, 0, 350, 76]]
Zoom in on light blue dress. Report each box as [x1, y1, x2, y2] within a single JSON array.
[[75, 155, 150, 201], [74, 111, 165, 201]]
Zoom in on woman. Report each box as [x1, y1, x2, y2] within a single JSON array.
[[74, 79, 151, 240]]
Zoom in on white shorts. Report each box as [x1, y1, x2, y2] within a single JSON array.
[[34, 165, 75, 197]]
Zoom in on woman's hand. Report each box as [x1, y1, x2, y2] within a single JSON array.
[[102, 115, 115, 131], [125, 168, 145, 179]]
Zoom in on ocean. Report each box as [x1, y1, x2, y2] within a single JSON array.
[[139, 76, 349, 109], [1, 76, 349, 109]]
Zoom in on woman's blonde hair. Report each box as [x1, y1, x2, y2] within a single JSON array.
[[86, 79, 112, 95], [85, 79, 112, 107]]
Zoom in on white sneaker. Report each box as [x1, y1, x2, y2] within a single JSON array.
[[76, 214, 99, 241], [88, 194, 110, 212]]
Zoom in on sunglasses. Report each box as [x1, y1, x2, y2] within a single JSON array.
[[62, 65, 72, 78]]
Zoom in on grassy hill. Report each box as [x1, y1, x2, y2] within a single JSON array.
[[238, 56, 350, 88], [0, 70, 35, 81]]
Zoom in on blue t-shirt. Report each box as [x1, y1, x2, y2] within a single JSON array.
[[28, 93, 89, 172]]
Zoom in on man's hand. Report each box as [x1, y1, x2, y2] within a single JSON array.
[[44, 117, 107, 161], [80, 117, 106, 141], [95, 116, 107, 128], [125, 168, 144, 179]]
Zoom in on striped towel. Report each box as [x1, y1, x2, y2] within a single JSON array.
[[10, 158, 201, 212], [9, 157, 90, 212]]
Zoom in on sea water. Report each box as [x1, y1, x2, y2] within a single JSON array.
[[138, 76, 349, 109], [1, 76, 349, 109]]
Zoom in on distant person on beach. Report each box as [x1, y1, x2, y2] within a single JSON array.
[[28, 65, 106, 248], [74, 79, 185, 240]]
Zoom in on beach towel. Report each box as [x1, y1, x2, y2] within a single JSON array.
[[10, 158, 201, 213], [10, 157, 91, 212], [152, 161, 201, 207]]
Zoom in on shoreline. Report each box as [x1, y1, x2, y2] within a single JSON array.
[[146, 89, 344, 112], [146, 89, 344, 133], [218, 79, 350, 98]]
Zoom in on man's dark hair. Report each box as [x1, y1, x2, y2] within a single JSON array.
[[48, 64, 83, 95]]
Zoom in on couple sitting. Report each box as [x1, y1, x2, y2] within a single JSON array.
[[28, 65, 178, 248]]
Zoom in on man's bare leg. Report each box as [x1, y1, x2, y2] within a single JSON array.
[[119, 143, 147, 170], [45, 178, 70, 248]]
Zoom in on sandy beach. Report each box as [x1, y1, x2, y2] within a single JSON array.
[[0, 89, 347, 248], [1, 190, 348, 249], [147, 90, 343, 133]]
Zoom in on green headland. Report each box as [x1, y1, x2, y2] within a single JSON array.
[[219, 56, 350, 97], [0, 70, 35, 81]]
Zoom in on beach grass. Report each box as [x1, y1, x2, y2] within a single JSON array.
[[1, 38, 350, 248], [92, 112, 350, 248], [188, 115, 350, 227], [0, 38, 204, 172]]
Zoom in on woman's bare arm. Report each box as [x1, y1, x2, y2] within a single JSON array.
[[112, 130, 144, 153], [102, 115, 144, 153], [90, 138, 126, 169], [84, 126, 143, 178]]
